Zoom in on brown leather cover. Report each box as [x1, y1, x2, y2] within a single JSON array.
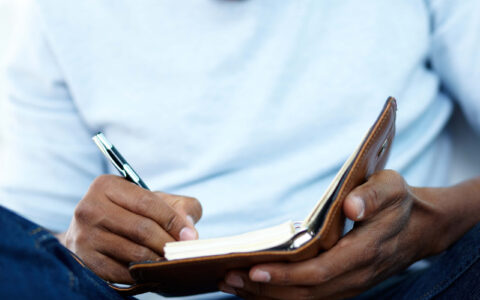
[[114, 97, 397, 297]]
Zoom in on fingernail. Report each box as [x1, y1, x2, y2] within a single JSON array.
[[186, 215, 195, 226], [179, 227, 197, 241], [225, 274, 244, 288], [251, 269, 271, 282], [351, 196, 365, 219], [219, 284, 237, 295]]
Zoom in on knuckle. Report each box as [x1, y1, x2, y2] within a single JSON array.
[[276, 269, 292, 285], [312, 265, 331, 283], [135, 193, 155, 214], [70, 230, 88, 248], [132, 218, 155, 244], [90, 174, 115, 191], [185, 196, 199, 205], [164, 213, 180, 233], [164, 194, 180, 207], [131, 246, 151, 262], [169, 195, 202, 218], [382, 170, 407, 199], [74, 202, 95, 224]]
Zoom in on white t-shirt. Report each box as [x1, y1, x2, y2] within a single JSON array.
[[1, 0, 479, 241]]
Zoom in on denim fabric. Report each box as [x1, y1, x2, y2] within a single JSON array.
[[1, 203, 478, 299], [353, 222, 480, 300], [0, 206, 131, 299]]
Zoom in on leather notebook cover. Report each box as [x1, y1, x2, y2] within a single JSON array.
[[115, 97, 397, 297]]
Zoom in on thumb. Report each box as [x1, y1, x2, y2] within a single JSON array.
[[343, 170, 407, 221]]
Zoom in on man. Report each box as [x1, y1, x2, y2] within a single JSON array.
[[1, 0, 479, 299]]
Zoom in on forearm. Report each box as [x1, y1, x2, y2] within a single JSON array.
[[414, 176, 480, 255]]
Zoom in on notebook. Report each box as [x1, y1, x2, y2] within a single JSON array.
[[112, 97, 397, 297]]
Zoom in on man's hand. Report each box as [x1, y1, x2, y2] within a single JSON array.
[[56, 175, 202, 283], [220, 170, 447, 299]]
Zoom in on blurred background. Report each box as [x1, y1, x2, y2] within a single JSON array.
[[0, 0, 478, 183], [0, 0, 15, 59], [0, 0, 17, 150]]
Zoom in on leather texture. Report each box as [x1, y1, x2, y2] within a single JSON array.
[[113, 97, 397, 296]]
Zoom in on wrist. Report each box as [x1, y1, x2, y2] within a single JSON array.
[[408, 186, 448, 257], [410, 178, 480, 256]]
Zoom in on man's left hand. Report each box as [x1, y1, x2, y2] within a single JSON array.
[[219, 170, 445, 300]]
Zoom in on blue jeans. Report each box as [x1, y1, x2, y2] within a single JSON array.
[[0, 206, 131, 299], [352, 222, 480, 300], [1, 205, 479, 299]]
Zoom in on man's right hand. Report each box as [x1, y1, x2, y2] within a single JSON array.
[[56, 175, 202, 283]]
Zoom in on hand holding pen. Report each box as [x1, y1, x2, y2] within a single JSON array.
[[92, 132, 149, 189], [56, 132, 202, 283]]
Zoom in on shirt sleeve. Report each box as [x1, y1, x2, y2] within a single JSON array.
[[0, 1, 106, 232], [427, 0, 480, 132]]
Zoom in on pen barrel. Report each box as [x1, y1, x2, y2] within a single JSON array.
[[110, 146, 150, 190], [92, 132, 150, 191]]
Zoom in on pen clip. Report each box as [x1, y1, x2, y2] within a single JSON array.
[[92, 133, 127, 177]]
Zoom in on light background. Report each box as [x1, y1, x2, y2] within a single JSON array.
[[0, 3, 478, 300], [0, 0, 478, 185], [0, 0, 18, 149]]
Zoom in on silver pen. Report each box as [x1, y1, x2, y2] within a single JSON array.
[[92, 132, 150, 190]]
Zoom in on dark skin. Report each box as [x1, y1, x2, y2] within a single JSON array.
[[219, 170, 480, 300], [55, 170, 480, 297], [56, 175, 202, 283]]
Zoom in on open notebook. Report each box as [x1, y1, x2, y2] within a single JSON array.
[[164, 136, 363, 260], [113, 97, 397, 297]]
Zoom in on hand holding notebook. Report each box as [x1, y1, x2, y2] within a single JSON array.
[[100, 97, 397, 296]]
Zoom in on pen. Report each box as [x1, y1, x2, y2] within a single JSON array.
[[92, 132, 150, 190]]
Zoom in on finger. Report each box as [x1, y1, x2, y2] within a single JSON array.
[[248, 230, 376, 286], [93, 228, 161, 263], [220, 283, 274, 300], [223, 271, 315, 300], [94, 175, 197, 241], [223, 285, 275, 300], [97, 199, 174, 255], [226, 266, 373, 300], [81, 251, 134, 284], [343, 169, 407, 221], [158, 192, 203, 225]]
